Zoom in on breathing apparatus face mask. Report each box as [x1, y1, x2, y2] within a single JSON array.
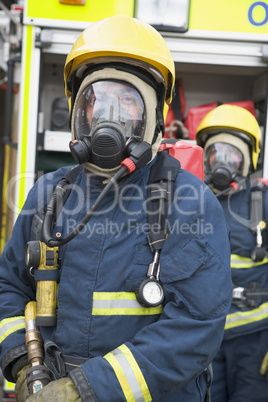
[[203, 133, 251, 191], [204, 142, 244, 190], [73, 80, 145, 169], [70, 68, 162, 176]]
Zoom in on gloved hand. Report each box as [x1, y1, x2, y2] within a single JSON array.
[[27, 377, 82, 401], [260, 351, 268, 381], [15, 364, 31, 402]]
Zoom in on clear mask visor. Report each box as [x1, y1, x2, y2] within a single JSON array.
[[74, 80, 145, 141], [204, 143, 244, 176]]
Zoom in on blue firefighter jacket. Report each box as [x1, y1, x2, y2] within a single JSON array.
[[0, 156, 232, 401], [218, 181, 268, 341]]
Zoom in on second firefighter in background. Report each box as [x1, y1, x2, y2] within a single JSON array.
[[196, 104, 268, 402]]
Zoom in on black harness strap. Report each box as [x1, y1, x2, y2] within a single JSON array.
[[44, 340, 88, 380], [54, 164, 84, 216], [250, 181, 264, 232], [33, 270, 60, 281], [249, 180, 268, 262], [30, 165, 83, 241], [146, 151, 181, 253]]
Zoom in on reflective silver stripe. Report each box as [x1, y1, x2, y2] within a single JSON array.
[[111, 348, 146, 401], [225, 302, 268, 329], [92, 292, 163, 316], [231, 254, 268, 269], [93, 298, 143, 309], [104, 344, 151, 401], [0, 317, 25, 343]]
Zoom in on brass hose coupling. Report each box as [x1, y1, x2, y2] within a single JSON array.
[[25, 301, 51, 394]]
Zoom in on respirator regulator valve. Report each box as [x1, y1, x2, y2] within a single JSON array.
[[69, 137, 91, 165]]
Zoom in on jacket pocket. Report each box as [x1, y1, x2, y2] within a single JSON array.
[[124, 244, 154, 291], [124, 276, 146, 292], [134, 244, 154, 265], [160, 237, 206, 284]]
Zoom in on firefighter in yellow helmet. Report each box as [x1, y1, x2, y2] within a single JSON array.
[[65, 15, 175, 176], [196, 104, 261, 192], [196, 104, 268, 401], [0, 16, 232, 402]]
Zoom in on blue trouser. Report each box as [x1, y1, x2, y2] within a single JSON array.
[[211, 329, 268, 402]]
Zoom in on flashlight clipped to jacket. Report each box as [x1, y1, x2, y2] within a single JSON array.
[[24, 240, 60, 395], [26, 240, 59, 326]]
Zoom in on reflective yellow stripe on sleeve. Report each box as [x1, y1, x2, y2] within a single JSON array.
[[231, 254, 268, 269], [92, 292, 163, 316], [3, 379, 15, 390], [104, 344, 152, 402], [225, 302, 268, 330], [0, 316, 25, 344]]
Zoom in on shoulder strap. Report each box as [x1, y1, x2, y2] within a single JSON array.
[[30, 165, 83, 241], [250, 181, 264, 232], [146, 151, 181, 253], [62, 164, 83, 183], [57, 165, 83, 209], [249, 179, 268, 262]]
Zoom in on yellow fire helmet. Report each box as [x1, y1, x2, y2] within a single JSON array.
[[196, 104, 261, 171], [64, 15, 175, 104]]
